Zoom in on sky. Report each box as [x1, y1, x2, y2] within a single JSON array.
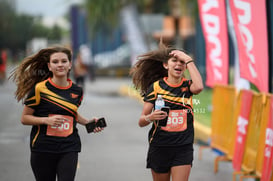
[[16, 0, 84, 29]]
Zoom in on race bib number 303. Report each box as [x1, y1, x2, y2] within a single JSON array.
[[46, 115, 73, 137], [161, 110, 187, 132]]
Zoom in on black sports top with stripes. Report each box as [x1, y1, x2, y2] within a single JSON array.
[[24, 78, 83, 153], [144, 77, 194, 146]]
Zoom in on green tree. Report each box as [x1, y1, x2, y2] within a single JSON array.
[[83, 0, 198, 46], [48, 24, 63, 40], [83, 0, 150, 36], [0, 0, 17, 49], [84, 0, 149, 65], [0, 0, 64, 55]]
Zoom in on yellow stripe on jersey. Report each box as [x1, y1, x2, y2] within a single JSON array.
[[32, 125, 40, 147], [44, 93, 77, 113], [163, 94, 192, 106], [154, 81, 173, 97], [25, 82, 45, 106], [153, 80, 193, 107], [26, 80, 78, 114]]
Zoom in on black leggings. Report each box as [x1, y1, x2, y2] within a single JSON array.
[[31, 152, 78, 181]]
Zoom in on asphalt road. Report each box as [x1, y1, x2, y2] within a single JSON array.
[[0, 73, 235, 181]]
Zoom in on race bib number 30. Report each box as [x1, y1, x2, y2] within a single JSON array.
[[161, 110, 187, 132], [46, 115, 73, 137]]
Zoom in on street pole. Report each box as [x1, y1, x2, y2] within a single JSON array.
[[267, 0, 273, 93]]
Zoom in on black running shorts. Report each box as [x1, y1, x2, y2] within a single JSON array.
[[146, 144, 193, 173]]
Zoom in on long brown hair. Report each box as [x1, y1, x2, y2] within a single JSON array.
[[130, 41, 175, 96], [10, 46, 72, 102]]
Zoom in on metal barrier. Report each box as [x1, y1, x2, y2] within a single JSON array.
[[213, 88, 243, 173], [252, 94, 271, 177], [227, 89, 243, 160], [198, 84, 237, 173], [241, 92, 264, 172], [233, 93, 272, 181], [198, 85, 273, 179], [210, 85, 237, 153]]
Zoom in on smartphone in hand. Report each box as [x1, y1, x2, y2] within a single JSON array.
[[86, 117, 107, 133], [96, 117, 107, 128], [158, 106, 170, 127]]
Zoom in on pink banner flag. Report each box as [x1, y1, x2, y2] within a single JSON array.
[[229, 0, 269, 92], [198, 0, 229, 87], [232, 90, 253, 171], [261, 97, 273, 181]]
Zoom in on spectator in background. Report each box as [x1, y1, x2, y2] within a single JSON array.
[[79, 44, 96, 81], [73, 51, 88, 88], [0, 49, 7, 84]]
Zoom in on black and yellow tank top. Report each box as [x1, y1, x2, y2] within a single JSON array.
[[144, 77, 194, 146]]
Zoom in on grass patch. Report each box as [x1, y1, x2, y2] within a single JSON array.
[[184, 70, 213, 127], [193, 88, 213, 127]]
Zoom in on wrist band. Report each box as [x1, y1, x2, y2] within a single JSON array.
[[145, 115, 152, 123], [186, 60, 194, 65]]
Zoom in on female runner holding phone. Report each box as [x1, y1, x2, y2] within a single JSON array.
[[130, 40, 203, 181]]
